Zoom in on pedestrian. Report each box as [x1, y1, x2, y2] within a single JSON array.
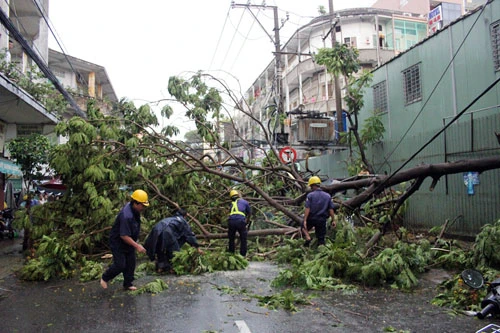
[[302, 176, 336, 247], [227, 189, 251, 256], [144, 208, 203, 273], [100, 189, 149, 291], [22, 194, 41, 251]]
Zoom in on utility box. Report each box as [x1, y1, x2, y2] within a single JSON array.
[[297, 117, 335, 144]]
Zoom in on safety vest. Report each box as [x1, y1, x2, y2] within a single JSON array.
[[230, 199, 246, 217]]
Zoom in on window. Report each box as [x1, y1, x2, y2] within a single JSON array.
[[402, 64, 422, 105], [343, 37, 357, 47], [492, 20, 500, 71], [373, 80, 388, 113]]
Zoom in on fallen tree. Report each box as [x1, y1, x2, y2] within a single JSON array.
[[12, 50, 500, 282]]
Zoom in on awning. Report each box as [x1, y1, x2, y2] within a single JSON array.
[[0, 158, 22, 176]]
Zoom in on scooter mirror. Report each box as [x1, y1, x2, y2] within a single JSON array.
[[461, 269, 484, 289]]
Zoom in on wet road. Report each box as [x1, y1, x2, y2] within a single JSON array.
[[0, 238, 498, 332]]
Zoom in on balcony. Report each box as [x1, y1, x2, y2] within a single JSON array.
[[284, 58, 323, 89]]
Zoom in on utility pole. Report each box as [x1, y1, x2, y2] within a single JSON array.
[[329, 0, 344, 136], [232, 3, 285, 143], [272, 6, 284, 135]]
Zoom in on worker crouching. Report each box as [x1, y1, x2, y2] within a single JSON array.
[[144, 208, 203, 273]]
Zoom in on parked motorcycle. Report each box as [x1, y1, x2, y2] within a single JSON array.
[[0, 208, 15, 239], [462, 269, 500, 319]]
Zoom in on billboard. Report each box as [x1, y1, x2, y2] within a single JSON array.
[[428, 5, 443, 34]]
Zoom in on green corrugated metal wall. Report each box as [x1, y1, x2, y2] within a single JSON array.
[[299, 1, 500, 237]]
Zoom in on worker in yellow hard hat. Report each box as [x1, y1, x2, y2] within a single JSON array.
[[101, 189, 149, 291], [302, 176, 336, 247], [227, 189, 252, 256]]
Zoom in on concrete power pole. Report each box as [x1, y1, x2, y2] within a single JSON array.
[[329, 0, 344, 136], [232, 3, 284, 143], [272, 6, 284, 136]]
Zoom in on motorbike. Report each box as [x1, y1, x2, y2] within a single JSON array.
[[0, 208, 16, 239], [461, 269, 500, 320]]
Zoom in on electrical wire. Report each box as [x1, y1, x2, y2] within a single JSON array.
[[208, 3, 232, 72], [229, 8, 261, 72], [6, 0, 45, 62], [218, 6, 247, 71], [375, 2, 490, 174], [376, 75, 500, 193], [30, 0, 89, 89]]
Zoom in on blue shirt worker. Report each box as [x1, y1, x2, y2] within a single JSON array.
[[302, 176, 336, 247], [227, 190, 252, 256], [101, 189, 149, 291], [144, 208, 203, 273]]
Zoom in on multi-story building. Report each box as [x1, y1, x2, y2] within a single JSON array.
[[228, 3, 451, 161], [306, 0, 500, 236], [225, 1, 496, 163], [0, 0, 117, 198], [48, 49, 118, 122]]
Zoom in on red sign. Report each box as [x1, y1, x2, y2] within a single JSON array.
[[279, 146, 297, 164]]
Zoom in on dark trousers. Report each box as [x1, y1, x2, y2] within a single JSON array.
[[302, 218, 327, 245], [157, 240, 181, 271], [102, 247, 136, 288], [228, 219, 247, 256]]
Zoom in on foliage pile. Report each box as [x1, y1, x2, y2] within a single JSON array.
[[254, 289, 313, 312], [78, 259, 104, 282], [271, 222, 454, 292], [172, 245, 248, 275], [19, 235, 77, 281], [128, 279, 169, 296], [431, 219, 500, 311], [214, 284, 313, 313], [431, 271, 487, 312], [14, 97, 236, 281], [471, 219, 500, 268]]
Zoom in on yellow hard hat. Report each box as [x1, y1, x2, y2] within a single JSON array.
[[131, 189, 149, 206], [229, 190, 239, 198], [308, 176, 321, 186]]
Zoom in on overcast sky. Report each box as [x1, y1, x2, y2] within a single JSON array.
[[48, 0, 375, 136]]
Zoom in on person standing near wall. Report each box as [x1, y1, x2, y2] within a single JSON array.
[[100, 189, 149, 291], [302, 176, 336, 247], [227, 189, 251, 256]]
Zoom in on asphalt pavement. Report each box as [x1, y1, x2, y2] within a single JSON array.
[[0, 237, 498, 332]]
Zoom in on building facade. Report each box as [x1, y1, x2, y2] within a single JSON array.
[[0, 0, 117, 197], [307, 0, 500, 236], [229, 4, 443, 162]]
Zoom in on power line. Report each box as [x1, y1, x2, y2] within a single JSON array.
[[31, 0, 89, 89], [0, 6, 85, 117], [376, 75, 500, 194], [229, 9, 261, 72], [376, 2, 489, 173], [218, 7, 246, 71], [7, 0, 46, 65], [208, 4, 232, 72]]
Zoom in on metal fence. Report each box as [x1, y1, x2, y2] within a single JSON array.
[[300, 108, 500, 237]]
